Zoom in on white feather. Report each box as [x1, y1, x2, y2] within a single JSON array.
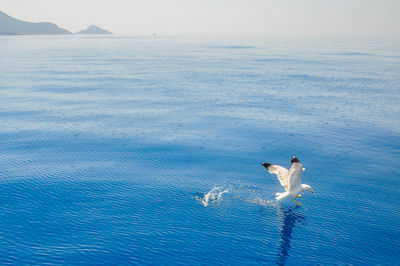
[[263, 158, 312, 203]]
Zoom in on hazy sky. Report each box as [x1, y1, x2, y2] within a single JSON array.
[[2, 0, 400, 37]]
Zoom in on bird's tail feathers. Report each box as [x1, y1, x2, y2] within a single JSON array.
[[275, 191, 289, 201]]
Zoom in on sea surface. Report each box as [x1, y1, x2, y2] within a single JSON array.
[[0, 35, 399, 265]]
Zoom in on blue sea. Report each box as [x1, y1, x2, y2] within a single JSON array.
[[0, 35, 399, 265]]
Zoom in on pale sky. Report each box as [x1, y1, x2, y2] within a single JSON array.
[[1, 0, 400, 37]]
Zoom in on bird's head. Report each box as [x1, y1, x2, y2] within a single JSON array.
[[302, 184, 314, 193]]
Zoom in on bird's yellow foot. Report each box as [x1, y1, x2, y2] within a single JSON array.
[[292, 197, 302, 205], [296, 194, 302, 198]]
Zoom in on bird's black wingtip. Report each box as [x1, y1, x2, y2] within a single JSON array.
[[262, 162, 271, 169], [291, 156, 300, 164]]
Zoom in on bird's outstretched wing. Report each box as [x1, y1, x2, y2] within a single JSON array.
[[288, 161, 304, 190], [262, 163, 290, 191]]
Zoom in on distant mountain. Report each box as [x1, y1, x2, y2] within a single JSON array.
[[76, 25, 112, 35], [0, 10, 113, 36], [0, 10, 71, 35]]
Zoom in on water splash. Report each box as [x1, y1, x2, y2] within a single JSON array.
[[246, 197, 277, 207], [197, 186, 232, 206], [198, 184, 277, 207]]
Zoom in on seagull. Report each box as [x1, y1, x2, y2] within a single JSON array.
[[262, 157, 314, 205]]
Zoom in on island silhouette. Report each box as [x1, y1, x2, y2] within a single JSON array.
[[0, 9, 112, 35]]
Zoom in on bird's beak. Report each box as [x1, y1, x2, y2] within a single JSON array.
[[310, 189, 314, 193]]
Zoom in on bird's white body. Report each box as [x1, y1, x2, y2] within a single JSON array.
[[262, 157, 313, 205]]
